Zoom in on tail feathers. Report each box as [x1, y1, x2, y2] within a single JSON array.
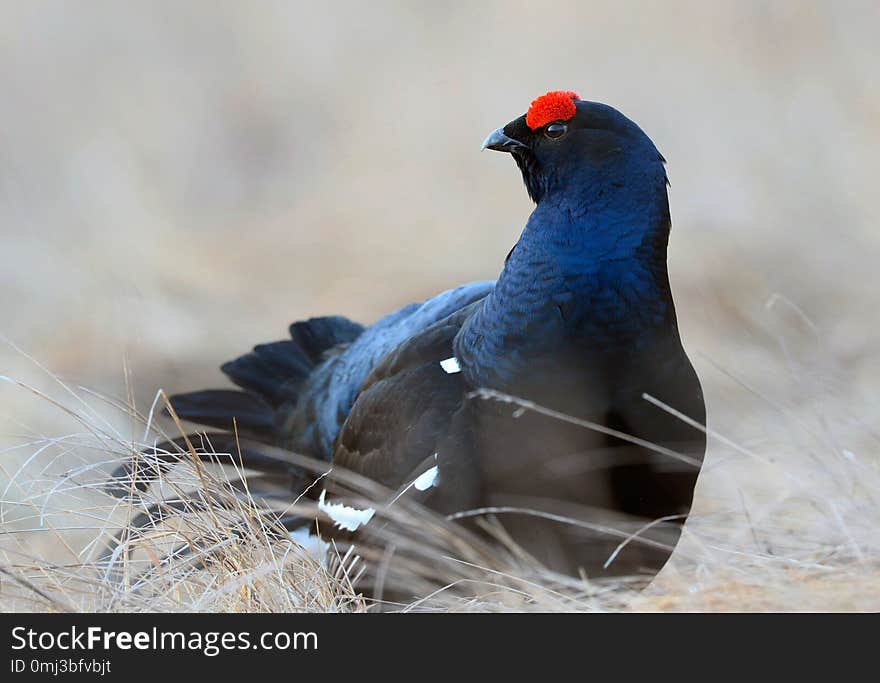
[[221, 342, 312, 406], [165, 389, 274, 440], [221, 315, 364, 408], [129, 314, 366, 481], [289, 315, 365, 363]]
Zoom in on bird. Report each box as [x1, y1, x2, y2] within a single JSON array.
[[119, 91, 706, 579]]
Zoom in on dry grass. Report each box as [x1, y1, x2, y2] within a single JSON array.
[[1, 319, 878, 612], [0, 404, 364, 612], [0, 374, 647, 613]]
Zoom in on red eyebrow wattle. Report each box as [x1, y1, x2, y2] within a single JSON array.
[[525, 90, 580, 130]]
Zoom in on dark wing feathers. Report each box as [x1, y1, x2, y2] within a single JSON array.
[[278, 281, 494, 457], [333, 365, 462, 488], [329, 302, 484, 513], [359, 302, 480, 394]]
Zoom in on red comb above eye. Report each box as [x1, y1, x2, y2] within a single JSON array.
[[525, 90, 580, 130]]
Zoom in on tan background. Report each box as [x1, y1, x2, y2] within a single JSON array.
[[1, 2, 878, 597]]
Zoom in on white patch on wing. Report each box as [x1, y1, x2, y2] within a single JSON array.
[[440, 357, 461, 374], [288, 527, 330, 563], [413, 465, 439, 491], [318, 490, 375, 532]]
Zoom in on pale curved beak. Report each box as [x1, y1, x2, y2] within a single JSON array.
[[481, 127, 527, 153]]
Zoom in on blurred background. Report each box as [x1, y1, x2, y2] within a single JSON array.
[[1, 2, 878, 601]]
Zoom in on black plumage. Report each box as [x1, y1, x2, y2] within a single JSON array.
[[119, 92, 706, 579]]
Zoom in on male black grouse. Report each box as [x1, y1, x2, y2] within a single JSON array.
[[135, 91, 706, 577]]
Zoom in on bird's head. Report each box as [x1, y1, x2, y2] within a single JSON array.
[[483, 91, 667, 205]]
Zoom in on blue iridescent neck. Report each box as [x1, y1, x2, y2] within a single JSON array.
[[455, 155, 674, 389]]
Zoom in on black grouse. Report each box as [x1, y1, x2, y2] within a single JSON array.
[[124, 91, 706, 578]]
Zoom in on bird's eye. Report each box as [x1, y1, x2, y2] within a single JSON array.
[[544, 123, 567, 140]]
